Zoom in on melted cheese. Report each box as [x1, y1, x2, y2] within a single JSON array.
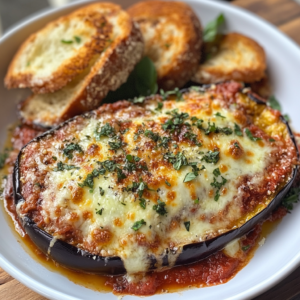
[[18, 88, 294, 274]]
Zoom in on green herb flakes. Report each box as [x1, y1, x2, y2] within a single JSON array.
[[184, 221, 190, 231], [139, 198, 146, 209], [234, 123, 243, 136], [132, 219, 146, 231], [54, 161, 79, 172], [215, 112, 225, 118], [245, 128, 262, 142], [99, 187, 105, 196], [63, 143, 83, 159], [95, 208, 103, 215], [213, 168, 221, 177], [242, 245, 250, 251], [153, 200, 167, 216], [201, 150, 220, 164]]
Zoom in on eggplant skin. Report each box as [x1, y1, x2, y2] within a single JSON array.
[[13, 84, 299, 275]]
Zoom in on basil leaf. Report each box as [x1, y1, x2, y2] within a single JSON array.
[[103, 56, 158, 103], [267, 95, 281, 111], [203, 14, 225, 42]]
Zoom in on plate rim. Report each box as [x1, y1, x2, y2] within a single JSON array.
[[1, 0, 300, 299]]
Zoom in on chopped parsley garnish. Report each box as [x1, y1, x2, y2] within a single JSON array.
[[215, 112, 225, 118], [52, 156, 57, 161], [234, 123, 243, 136], [282, 187, 300, 211], [158, 137, 171, 149], [95, 208, 103, 215], [269, 138, 276, 142], [79, 160, 119, 188], [99, 187, 105, 196], [95, 123, 116, 140], [116, 167, 126, 181], [201, 150, 220, 164], [134, 128, 144, 141], [108, 138, 123, 150], [162, 109, 189, 133], [211, 176, 227, 201], [74, 36, 81, 43], [160, 88, 183, 101], [204, 121, 217, 135], [245, 128, 262, 142], [242, 245, 250, 251], [61, 39, 73, 44], [126, 179, 153, 198], [219, 127, 233, 135], [164, 152, 188, 170], [184, 221, 190, 231], [63, 143, 83, 159], [124, 155, 144, 173], [213, 168, 221, 177], [131, 219, 146, 231], [267, 95, 281, 111], [194, 198, 199, 204], [165, 180, 171, 187], [139, 198, 146, 209], [144, 130, 160, 142], [202, 121, 232, 136], [184, 130, 202, 146], [234, 142, 240, 148], [153, 200, 167, 215], [155, 102, 163, 111], [54, 161, 79, 172]]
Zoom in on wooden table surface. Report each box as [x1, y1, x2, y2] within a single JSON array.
[[1, 0, 300, 299]]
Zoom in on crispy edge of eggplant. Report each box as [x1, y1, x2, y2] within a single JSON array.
[[13, 84, 299, 275]]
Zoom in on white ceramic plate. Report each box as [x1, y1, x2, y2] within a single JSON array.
[[1, 1, 300, 299]]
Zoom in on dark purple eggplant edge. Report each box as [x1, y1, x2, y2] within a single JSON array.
[[13, 84, 299, 275]]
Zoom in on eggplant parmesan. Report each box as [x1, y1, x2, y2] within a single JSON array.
[[14, 82, 298, 275]]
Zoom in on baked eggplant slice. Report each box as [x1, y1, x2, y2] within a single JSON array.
[[14, 82, 298, 275]]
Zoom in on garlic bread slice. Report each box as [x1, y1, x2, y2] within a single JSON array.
[[128, 0, 202, 90], [192, 33, 266, 84], [19, 3, 144, 128]]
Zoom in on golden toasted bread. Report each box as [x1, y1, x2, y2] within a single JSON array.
[[128, 0, 202, 90], [192, 33, 266, 84], [18, 3, 144, 128], [5, 5, 113, 94]]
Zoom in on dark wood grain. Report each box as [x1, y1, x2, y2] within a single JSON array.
[[1, 0, 300, 299]]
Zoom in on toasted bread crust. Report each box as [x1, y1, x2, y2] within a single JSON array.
[[19, 4, 144, 128], [5, 3, 120, 94], [128, 0, 202, 90], [192, 33, 266, 84]]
